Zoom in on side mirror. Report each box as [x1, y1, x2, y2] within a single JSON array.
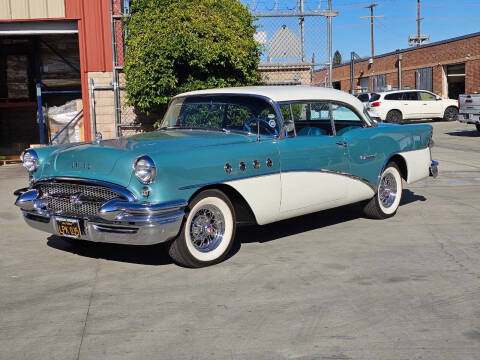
[[436, 95, 442, 101]]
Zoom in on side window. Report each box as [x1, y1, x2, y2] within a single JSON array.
[[419, 92, 436, 101], [331, 104, 363, 136], [357, 94, 369, 102], [279, 102, 332, 137], [403, 92, 419, 101], [385, 92, 403, 100]]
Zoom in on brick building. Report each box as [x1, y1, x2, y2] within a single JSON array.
[[314, 32, 480, 100]]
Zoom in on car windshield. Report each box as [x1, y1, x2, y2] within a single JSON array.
[[160, 95, 281, 137]]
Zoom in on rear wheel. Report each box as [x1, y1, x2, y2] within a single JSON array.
[[386, 110, 403, 124], [476, 123, 480, 132], [363, 162, 403, 219], [168, 189, 236, 268], [443, 106, 458, 122]]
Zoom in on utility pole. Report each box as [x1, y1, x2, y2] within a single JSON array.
[[299, 0, 305, 62], [359, 4, 384, 63], [328, 0, 333, 88], [409, 0, 429, 46]]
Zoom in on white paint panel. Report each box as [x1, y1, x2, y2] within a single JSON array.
[[224, 174, 281, 225], [225, 172, 374, 226], [400, 147, 431, 184], [29, 0, 47, 19], [10, 0, 29, 19], [0, 0, 12, 20], [280, 171, 349, 212]]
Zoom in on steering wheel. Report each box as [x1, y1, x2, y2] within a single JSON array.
[[243, 118, 279, 136]]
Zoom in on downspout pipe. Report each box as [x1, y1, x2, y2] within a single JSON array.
[[110, 0, 121, 138]]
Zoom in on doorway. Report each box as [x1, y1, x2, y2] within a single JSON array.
[[445, 63, 465, 100]]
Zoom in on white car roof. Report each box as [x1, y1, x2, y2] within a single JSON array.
[[175, 86, 365, 115]]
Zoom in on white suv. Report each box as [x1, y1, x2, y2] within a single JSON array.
[[368, 90, 459, 123]]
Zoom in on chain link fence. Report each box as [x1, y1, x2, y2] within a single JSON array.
[[245, 0, 331, 86]]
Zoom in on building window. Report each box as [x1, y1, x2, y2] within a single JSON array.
[[416, 67, 433, 92], [373, 74, 386, 91]]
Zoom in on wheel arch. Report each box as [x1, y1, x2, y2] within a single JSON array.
[[383, 154, 408, 182], [188, 184, 257, 226]]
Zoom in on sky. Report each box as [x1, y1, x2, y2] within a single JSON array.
[[242, 0, 480, 64]]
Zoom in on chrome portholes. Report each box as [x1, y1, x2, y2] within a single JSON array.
[[379, 172, 397, 208], [239, 162, 246, 171], [253, 160, 260, 169], [266, 158, 273, 168], [224, 163, 232, 174], [189, 204, 225, 253]]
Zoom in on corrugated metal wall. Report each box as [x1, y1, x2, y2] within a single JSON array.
[[0, 0, 65, 20]]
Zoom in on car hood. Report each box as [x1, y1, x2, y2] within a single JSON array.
[[38, 130, 257, 187]]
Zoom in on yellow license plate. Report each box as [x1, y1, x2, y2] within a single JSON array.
[[56, 218, 81, 238]]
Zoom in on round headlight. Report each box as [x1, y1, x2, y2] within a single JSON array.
[[133, 156, 156, 184], [21, 149, 39, 173]]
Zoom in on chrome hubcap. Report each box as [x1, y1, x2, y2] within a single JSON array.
[[379, 172, 397, 208], [189, 204, 225, 252]]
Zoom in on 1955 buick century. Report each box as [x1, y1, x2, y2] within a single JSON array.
[[15, 86, 438, 267]]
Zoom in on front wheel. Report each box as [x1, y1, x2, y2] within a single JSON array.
[[443, 106, 458, 122], [168, 189, 236, 267], [363, 162, 403, 219]]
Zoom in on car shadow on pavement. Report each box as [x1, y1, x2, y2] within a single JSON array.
[[47, 189, 427, 266], [47, 236, 173, 266], [446, 130, 480, 137]]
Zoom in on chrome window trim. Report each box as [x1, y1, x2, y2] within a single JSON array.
[[276, 99, 372, 137]]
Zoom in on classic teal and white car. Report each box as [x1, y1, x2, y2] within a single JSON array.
[[15, 86, 438, 267]]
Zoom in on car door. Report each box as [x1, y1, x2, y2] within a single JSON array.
[[277, 102, 350, 216], [401, 91, 420, 119], [418, 91, 443, 118]]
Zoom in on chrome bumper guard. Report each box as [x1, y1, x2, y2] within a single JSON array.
[[14, 188, 187, 246], [429, 160, 439, 178]]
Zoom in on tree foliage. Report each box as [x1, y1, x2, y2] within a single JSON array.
[[124, 0, 262, 114], [333, 50, 342, 66]]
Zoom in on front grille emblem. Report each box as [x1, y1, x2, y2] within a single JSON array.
[[69, 193, 83, 206]]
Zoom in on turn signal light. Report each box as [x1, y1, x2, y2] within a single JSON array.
[[371, 102, 381, 107]]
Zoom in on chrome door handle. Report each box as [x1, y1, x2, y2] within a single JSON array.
[[336, 141, 347, 147], [360, 154, 377, 160]]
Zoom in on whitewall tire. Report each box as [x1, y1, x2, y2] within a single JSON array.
[[168, 189, 236, 267], [363, 162, 403, 219]]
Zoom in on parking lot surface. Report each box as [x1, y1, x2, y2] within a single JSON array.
[[1, 121, 479, 360]]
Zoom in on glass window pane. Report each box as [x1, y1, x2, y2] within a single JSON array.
[[331, 104, 361, 122], [419, 92, 436, 101], [403, 92, 419, 101]]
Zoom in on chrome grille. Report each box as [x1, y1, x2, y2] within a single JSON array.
[[34, 182, 125, 218]]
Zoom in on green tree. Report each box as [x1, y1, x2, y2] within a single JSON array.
[[333, 50, 342, 66], [124, 0, 262, 115]]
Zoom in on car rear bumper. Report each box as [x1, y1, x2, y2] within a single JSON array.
[[14, 188, 186, 245], [458, 112, 480, 124]]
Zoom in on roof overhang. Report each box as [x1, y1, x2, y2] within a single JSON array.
[[0, 20, 77, 35]]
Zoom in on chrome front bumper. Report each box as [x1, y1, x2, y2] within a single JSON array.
[[14, 188, 186, 246]]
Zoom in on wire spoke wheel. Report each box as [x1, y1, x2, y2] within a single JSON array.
[[189, 205, 225, 253], [379, 173, 397, 208]]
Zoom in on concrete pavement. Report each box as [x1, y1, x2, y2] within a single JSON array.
[[1, 121, 479, 360]]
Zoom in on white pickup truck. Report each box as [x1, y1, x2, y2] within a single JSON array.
[[458, 93, 480, 132]]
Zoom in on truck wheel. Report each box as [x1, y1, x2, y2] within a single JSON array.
[[476, 124, 480, 132], [443, 106, 458, 122], [168, 189, 236, 268], [363, 162, 403, 219], [386, 110, 403, 124]]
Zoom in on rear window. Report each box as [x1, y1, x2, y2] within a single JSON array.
[[370, 93, 381, 102], [384, 93, 403, 100], [357, 94, 370, 102]]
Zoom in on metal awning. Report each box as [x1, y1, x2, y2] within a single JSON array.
[[0, 21, 77, 35]]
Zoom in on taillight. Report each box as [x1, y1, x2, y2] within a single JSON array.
[[466, 99, 472, 103], [371, 102, 381, 107]]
